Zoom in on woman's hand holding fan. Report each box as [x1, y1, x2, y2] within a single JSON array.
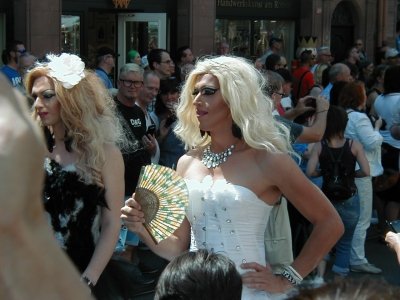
[[121, 164, 189, 244]]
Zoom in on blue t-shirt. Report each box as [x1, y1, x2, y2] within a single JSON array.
[[95, 68, 113, 89], [1, 65, 22, 87]]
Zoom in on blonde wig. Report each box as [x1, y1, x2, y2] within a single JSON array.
[[25, 65, 126, 187], [175, 55, 293, 154]]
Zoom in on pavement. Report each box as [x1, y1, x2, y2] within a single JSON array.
[[321, 224, 400, 286]]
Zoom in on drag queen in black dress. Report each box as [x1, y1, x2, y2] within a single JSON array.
[[25, 53, 125, 296]]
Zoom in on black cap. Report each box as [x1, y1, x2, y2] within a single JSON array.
[[96, 47, 115, 58]]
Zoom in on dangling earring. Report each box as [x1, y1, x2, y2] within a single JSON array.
[[232, 122, 242, 139], [64, 130, 72, 152], [44, 127, 55, 152]]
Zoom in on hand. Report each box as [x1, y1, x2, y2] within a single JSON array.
[[374, 117, 383, 130], [142, 134, 156, 155], [121, 196, 146, 234], [293, 96, 315, 115], [385, 231, 400, 251], [241, 262, 293, 294]]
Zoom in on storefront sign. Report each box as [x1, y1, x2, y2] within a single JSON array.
[[217, 0, 291, 9], [216, 0, 299, 18]]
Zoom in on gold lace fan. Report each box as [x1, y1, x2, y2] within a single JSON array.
[[135, 164, 189, 244]]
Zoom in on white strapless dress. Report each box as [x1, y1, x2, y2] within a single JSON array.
[[185, 175, 284, 300]]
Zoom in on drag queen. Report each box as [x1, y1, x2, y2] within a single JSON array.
[[121, 56, 343, 299], [25, 54, 125, 297]]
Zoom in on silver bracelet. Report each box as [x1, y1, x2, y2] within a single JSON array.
[[280, 266, 303, 285], [280, 269, 297, 285]]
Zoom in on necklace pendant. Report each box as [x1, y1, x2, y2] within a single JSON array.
[[202, 144, 235, 169]]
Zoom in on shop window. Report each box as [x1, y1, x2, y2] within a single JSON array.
[[61, 15, 81, 55], [215, 19, 295, 62]]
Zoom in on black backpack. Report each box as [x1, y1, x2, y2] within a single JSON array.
[[321, 139, 357, 201]]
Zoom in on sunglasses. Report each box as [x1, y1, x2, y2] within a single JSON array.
[[16, 49, 26, 54]]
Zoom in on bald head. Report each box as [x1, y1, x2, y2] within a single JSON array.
[[329, 63, 352, 83]]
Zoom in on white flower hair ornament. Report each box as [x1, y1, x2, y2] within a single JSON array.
[[47, 53, 85, 89]]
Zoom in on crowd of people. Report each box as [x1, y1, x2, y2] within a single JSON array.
[[1, 34, 400, 300]]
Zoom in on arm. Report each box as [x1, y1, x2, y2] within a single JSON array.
[[282, 96, 316, 121], [242, 153, 343, 293], [121, 155, 192, 261], [270, 154, 343, 278], [296, 96, 329, 143], [351, 140, 371, 177], [82, 144, 124, 285], [351, 113, 383, 152], [306, 142, 322, 177]]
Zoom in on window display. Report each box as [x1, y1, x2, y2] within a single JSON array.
[[215, 19, 295, 62], [61, 15, 81, 55]]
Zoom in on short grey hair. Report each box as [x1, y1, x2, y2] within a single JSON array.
[[119, 63, 144, 78]]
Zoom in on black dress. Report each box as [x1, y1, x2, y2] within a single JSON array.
[[43, 158, 107, 273]]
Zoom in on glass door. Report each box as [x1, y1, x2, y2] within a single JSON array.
[[117, 13, 166, 70]]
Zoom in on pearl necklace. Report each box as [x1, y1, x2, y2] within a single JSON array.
[[202, 144, 235, 169]]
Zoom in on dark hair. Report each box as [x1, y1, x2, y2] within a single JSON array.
[[366, 64, 387, 89], [323, 105, 348, 141], [383, 65, 400, 94], [264, 53, 281, 70], [338, 81, 365, 109], [148, 48, 170, 70], [1, 40, 24, 64], [300, 49, 313, 64], [321, 66, 331, 88], [344, 61, 359, 80], [176, 46, 191, 63], [155, 250, 242, 300], [275, 68, 293, 83], [330, 81, 348, 106], [155, 78, 181, 116]]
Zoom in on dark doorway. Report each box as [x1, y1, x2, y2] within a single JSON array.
[[331, 1, 355, 63]]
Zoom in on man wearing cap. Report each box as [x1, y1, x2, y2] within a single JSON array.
[[95, 46, 116, 89], [385, 48, 400, 66]]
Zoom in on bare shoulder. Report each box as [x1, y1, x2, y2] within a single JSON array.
[[176, 148, 202, 175], [253, 149, 299, 182], [104, 143, 123, 157]]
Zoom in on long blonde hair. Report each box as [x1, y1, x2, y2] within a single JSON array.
[[25, 65, 126, 187], [174, 56, 293, 154]]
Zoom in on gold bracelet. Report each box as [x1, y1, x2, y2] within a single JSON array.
[[316, 109, 328, 114]]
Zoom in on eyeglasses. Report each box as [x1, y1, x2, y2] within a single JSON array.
[[273, 92, 286, 97], [16, 49, 26, 54], [119, 79, 144, 88], [160, 60, 174, 65], [192, 87, 219, 96]]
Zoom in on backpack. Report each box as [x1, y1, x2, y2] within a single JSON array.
[[321, 139, 357, 201]]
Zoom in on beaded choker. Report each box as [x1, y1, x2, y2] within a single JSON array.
[[202, 144, 235, 169]]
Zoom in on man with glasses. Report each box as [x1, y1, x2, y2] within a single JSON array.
[[147, 48, 175, 80], [1, 40, 25, 87], [113, 63, 155, 287], [95, 46, 116, 93]]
